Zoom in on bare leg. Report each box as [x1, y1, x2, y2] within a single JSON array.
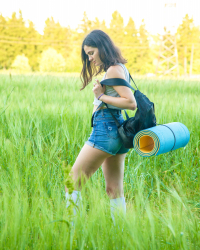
[[102, 153, 126, 199], [102, 153, 127, 225], [66, 144, 112, 191]]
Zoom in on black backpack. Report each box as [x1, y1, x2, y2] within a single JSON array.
[[98, 74, 157, 149]]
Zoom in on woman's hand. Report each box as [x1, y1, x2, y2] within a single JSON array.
[[92, 79, 106, 99]]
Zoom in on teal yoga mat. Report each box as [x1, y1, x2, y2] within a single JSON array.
[[133, 122, 190, 157]]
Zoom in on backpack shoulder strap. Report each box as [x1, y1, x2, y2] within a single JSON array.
[[129, 73, 138, 90], [99, 74, 138, 122], [100, 76, 138, 91]]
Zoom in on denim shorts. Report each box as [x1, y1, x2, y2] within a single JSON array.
[[85, 109, 129, 155]]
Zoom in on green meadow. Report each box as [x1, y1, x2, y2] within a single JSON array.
[[0, 74, 199, 249]]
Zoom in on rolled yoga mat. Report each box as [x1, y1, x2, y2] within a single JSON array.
[[133, 122, 190, 157]]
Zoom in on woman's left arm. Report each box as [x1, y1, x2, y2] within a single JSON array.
[[100, 86, 136, 110], [93, 66, 137, 110]]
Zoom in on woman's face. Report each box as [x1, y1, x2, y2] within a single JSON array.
[[84, 45, 103, 66]]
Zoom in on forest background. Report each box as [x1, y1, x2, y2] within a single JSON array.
[[0, 10, 200, 76]]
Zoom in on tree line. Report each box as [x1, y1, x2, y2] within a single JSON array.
[[0, 10, 199, 75]]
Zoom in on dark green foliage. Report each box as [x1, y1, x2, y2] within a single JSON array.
[[43, 17, 71, 61], [0, 11, 200, 75], [0, 11, 42, 70], [123, 17, 140, 73]]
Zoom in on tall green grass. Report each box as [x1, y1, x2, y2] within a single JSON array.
[[0, 74, 199, 249]]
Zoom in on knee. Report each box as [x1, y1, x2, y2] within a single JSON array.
[[72, 167, 88, 181], [70, 167, 88, 189], [106, 185, 123, 199]]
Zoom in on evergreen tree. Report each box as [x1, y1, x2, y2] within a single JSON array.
[[108, 11, 124, 45], [24, 20, 42, 71], [43, 17, 72, 61], [65, 28, 82, 73], [0, 14, 7, 69], [3, 11, 27, 69], [137, 19, 152, 74], [77, 11, 93, 39], [193, 28, 200, 74], [0, 11, 41, 71], [91, 17, 108, 33], [123, 17, 140, 73], [65, 46, 82, 73], [66, 12, 93, 73], [176, 14, 200, 75]]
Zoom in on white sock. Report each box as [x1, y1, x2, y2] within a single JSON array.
[[110, 197, 126, 226], [65, 190, 82, 216]]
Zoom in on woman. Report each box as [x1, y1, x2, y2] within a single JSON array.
[[65, 29, 137, 224]]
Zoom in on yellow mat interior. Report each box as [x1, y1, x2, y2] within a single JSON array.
[[139, 135, 155, 153]]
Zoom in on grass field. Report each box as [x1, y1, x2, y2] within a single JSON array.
[[0, 74, 200, 249]]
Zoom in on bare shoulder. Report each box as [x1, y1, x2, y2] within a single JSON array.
[[106, 65, 126, 79]]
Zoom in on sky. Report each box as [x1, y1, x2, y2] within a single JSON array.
[[1, 0, 200, 35]]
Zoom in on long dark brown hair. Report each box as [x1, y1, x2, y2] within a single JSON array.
[[80, 29, 127, 90]]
